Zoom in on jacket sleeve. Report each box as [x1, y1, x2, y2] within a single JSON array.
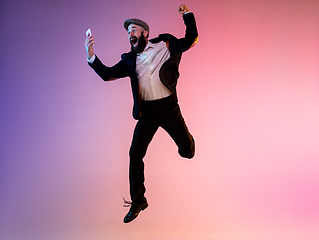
[[179, 12, 198, 52], [88, 55, 130, 81]]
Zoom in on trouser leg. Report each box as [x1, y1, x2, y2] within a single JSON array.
[[161, 104, 195, 159], [129, 118, 158, 202]]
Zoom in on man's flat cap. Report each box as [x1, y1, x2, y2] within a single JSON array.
[[124, 18, 149, 32]]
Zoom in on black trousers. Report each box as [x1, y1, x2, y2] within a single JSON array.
[[129, 95, 195, 202]]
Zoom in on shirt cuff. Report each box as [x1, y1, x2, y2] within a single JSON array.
[[87, 54, 96, 63]]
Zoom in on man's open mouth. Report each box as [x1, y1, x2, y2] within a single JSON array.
[[131, 37, 138, 46]]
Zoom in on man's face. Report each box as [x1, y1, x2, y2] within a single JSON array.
[[128, 24, 148, 53]]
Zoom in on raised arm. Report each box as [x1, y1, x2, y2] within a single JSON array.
[[84, 30, 130, 81], [178, 4, 198, 51]]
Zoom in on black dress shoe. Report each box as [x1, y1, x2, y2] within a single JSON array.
[[123, 201, 148, 223]]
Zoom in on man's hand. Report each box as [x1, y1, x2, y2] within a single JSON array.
[[178, 4, 189, 15], [84, 33, 95, 59]]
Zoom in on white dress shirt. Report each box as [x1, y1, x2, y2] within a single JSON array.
[[135, 41, 172, 101]]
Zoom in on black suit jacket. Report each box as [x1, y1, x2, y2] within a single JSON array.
[[89, 13, 198, 120]]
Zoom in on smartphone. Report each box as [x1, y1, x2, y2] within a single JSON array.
[[86, 29, 92, 37]]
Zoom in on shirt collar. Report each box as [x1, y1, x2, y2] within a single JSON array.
[[137, 41, 155, 55]]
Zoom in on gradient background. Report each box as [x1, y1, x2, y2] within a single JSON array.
[[1, 0, 319, 239]]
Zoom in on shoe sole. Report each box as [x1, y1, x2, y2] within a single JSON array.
[[141, 203, 148, 211]]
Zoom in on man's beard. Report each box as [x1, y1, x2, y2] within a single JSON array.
[[131, 33, 147, 54]]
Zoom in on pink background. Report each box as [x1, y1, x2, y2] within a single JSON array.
[[1, 0, 319, 239]]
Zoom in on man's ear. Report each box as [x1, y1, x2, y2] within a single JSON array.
[[143, 30, 149, 38]]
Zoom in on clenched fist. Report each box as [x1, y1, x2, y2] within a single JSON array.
[[178, 4, 190, 14]]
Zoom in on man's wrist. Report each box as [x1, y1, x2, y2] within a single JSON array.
[[87, 54, 96, 63]]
